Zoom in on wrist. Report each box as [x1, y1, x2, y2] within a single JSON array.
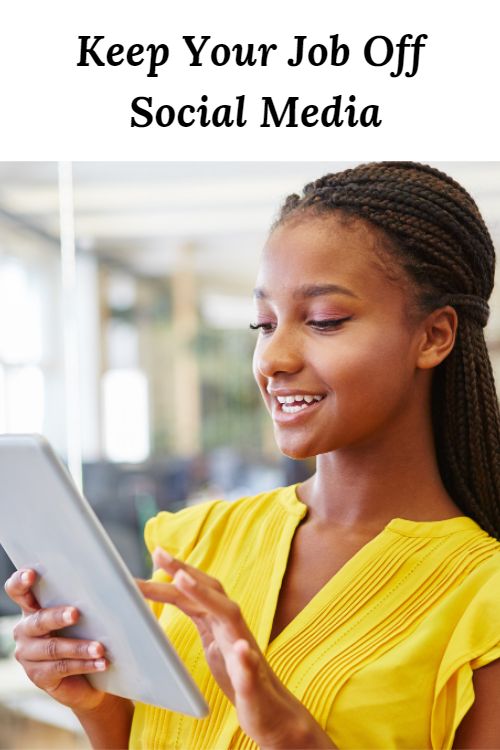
[[72, 691, 119, 719], [73, 693, 134, 750]]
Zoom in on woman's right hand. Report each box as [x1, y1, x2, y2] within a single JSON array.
[[4, 568, 108, 712]]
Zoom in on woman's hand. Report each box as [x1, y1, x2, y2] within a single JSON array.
[[137, 548, 335, 749], [4, 568, 109, 712]]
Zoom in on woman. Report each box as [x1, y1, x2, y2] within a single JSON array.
[[5, 162, 500, 748]]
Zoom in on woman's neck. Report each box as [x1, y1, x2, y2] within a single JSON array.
[[298, 411, 463, 531]]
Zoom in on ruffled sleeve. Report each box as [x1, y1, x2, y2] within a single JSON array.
[[144, 499, 222, 617], [431, 558, 500, 749]]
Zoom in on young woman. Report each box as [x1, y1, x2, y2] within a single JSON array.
[[5, 162, 500, 749]]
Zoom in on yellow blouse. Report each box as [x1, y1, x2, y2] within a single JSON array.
[[129, 483, 500, 750]]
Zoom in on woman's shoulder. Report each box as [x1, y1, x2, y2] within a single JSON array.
[[455, 535, 500, 609], [144, 483, 299, 558]]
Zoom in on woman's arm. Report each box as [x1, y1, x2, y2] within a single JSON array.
[[137, 548, 336, 750], [72, 693, 134, 750], [453, 658, 500, 749]]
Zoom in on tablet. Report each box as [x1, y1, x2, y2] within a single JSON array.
[[0, 433, 209, 717]]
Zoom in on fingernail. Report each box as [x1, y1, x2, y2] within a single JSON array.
[[176, 570, 196, 587], [63, 608, 74, 624], [20, 572, 31, 585], [94, 659, 106, 670], [155, 547, 173, 562], [88, 643, 100, 658]]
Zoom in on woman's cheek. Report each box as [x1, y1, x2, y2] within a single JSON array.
[[325, 342, 398, 408]]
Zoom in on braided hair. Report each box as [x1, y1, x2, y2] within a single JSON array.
[[274, 161, 500, 539]]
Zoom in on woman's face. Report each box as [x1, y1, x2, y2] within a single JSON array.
[[251, 214, 425, 460]]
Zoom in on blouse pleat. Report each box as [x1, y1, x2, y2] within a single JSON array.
[[268, 535, 428, 683]]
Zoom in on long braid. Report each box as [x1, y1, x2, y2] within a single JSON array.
[[276, 161, 500, 538]]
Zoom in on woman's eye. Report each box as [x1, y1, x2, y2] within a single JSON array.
[[248, 318, 351, 333], [308, 317, 351, 329], [249, 322, 274, 332]]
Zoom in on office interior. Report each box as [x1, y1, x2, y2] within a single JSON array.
[[0, 161, 499, 748]]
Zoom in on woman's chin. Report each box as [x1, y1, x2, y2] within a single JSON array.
[[277, 441, 318, 461]]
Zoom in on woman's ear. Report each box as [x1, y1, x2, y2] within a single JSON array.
[[416, 305, 458, 370]]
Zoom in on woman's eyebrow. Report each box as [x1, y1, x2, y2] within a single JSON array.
[[253, 283, 360, 300]]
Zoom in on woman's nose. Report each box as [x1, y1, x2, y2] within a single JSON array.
[[254, 327, 303, 378]]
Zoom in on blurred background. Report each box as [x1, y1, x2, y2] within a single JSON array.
[[0, 161, 499, 747]]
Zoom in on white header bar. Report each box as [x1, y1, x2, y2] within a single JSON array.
[[0, 0, 498, 159]]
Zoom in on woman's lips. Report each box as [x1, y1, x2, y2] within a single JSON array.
[[271, 395, 325, 424]]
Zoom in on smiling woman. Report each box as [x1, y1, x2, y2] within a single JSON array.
[[129, 163, 500, 749], [5, 162, 500, 750]]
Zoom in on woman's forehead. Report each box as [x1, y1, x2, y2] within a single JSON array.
[[258, 215, 399, 299]]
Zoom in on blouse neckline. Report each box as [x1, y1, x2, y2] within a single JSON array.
[[268, 482, 484, 654], [279, 482, 481, 538]]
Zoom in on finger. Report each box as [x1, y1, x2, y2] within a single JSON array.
[[25, 657, 108, 689], [137, 578, 226, 667], [136, 579, 206, 618], [20, 637, 104, 663], [152, 549, 224, 591], [136, 578, 182, 603], [174, 570, 251, 642], [22, 606, 79, 638], [4, 569, 40, 614]]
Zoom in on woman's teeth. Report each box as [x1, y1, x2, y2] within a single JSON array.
[[276, 394, 324, 413]]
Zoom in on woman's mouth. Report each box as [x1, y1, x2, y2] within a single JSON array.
[[277, 394, 324, 413], [270, 393, 326, 422]]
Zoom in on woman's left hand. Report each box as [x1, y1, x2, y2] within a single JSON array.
[[136, 548, 335, 749]]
